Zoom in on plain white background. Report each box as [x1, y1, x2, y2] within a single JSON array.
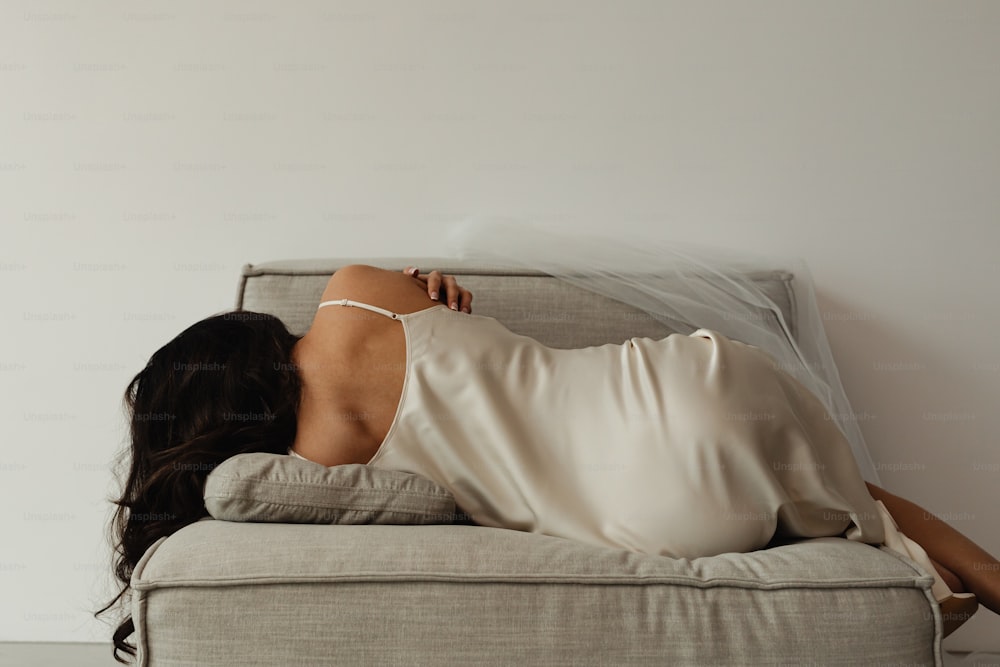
[[1, 0, 997, 653]]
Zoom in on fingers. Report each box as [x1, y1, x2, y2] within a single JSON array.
[[444, 277, 474, 313], [458, 288, 473, 314], [404, 265, 428, 287], [414, 268, 473, 313], [446, 275, 462, 310], [420, 268, 442, 302]]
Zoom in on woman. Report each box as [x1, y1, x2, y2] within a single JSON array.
[[98, 263, 997, 663]]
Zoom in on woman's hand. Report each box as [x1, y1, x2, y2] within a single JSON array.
[[403, 266, 473, 313]]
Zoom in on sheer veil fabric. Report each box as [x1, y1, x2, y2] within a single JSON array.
[[444, 215, 881, 487]]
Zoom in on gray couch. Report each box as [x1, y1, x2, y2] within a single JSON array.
[[129, 258, 944, 665]]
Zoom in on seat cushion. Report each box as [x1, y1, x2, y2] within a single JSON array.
[[131, 520, 942, 665]]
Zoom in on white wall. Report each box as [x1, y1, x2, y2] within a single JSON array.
[[1, 0, 997, 652]]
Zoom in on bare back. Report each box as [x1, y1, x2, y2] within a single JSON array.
[[290, 265, 446, 466]]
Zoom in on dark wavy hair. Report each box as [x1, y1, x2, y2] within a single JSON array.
[[94, 310, 304, 663]]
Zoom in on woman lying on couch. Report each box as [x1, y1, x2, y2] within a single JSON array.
[[96, 264, 999, 664]]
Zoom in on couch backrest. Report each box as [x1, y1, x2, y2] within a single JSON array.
[[237, 257, 797, 349]]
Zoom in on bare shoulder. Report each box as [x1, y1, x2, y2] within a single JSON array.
[[321, 264, 443, 316]]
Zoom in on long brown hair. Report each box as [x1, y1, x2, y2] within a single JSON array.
[[94, 310, 303, 663]]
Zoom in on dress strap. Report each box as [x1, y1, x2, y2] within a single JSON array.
[[317, 298, 399, 320]]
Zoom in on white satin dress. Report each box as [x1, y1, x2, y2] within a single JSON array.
[[289, 299, 953, 600]]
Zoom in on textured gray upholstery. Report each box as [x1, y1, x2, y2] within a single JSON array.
[[204, 453, 461, 526], [235, 257, 797, 344], [129, 258, 942, 666], [134, 521, 939, 666]]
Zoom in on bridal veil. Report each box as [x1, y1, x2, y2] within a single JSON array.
[[444, 215, 881, 486]]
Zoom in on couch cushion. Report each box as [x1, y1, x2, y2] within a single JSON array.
[[132, 520, 942, 666], [204, 452, 461, 525]]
